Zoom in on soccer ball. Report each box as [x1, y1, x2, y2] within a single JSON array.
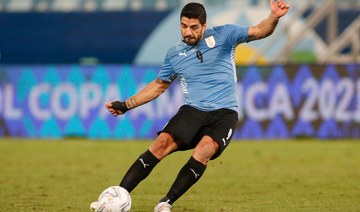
[[90, 186, 131, 212]]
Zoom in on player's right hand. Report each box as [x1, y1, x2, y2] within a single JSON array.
[[105, 102, 123, 117]]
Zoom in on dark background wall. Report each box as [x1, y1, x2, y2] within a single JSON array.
[[0, 9, 357, 64], [0, 11, 170, 64]]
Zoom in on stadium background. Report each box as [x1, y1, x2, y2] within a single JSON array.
[[0, 0, 359, 140]]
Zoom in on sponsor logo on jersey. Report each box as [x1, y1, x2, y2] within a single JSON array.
[[179, 50, 187, 56]]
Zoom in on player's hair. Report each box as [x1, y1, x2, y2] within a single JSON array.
[[180, 2, 207, 25]]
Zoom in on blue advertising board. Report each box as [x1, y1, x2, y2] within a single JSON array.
[[0, 64, 359, 139]]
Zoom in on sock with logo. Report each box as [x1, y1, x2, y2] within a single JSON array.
[[120, 149, 160, 192], [160, 156, 207, 204]]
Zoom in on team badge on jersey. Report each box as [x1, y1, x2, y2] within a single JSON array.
[[205, 36, 216, 48]]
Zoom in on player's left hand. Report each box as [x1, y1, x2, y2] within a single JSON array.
[[270, 0, 290, 19]]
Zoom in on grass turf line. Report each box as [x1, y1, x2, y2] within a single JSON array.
[[0, 139, 359, 211]]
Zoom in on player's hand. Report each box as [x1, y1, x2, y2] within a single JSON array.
[[105, 102, 124, 117], [270, 0, 290, 19]]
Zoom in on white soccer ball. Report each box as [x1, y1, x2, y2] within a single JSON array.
[[90, 186, 131, 212]]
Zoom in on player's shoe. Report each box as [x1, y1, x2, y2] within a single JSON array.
[[154, 202, 172, 212]]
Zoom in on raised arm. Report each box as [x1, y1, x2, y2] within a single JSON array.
[[248, 0, 289, 41], [105, 78, 171, 117]]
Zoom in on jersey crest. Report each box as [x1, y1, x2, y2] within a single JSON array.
[[205, 36, 216, 48]]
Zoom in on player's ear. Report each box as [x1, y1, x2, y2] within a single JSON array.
[[202, 23, 207, 33]]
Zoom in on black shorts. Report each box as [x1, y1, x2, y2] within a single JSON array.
[[158, 105, 238, 159]]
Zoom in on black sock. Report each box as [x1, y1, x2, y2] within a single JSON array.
[[120, 150, 160, 192], [161, 156, 207, 204]]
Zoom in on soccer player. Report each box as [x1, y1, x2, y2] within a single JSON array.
[[98, 1, 289, 211]]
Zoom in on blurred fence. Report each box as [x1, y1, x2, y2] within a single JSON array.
[[0, 0, 359, 12]]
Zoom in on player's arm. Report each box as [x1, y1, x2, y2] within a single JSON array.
[[248, 0, 289, 41], [105, 78, 171, 117]]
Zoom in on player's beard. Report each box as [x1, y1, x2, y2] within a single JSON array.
[[183, 36, 200, 46]]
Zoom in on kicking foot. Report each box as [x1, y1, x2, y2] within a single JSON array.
[[154, 202, 172, 212]]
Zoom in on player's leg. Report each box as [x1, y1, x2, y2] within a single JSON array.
[[120, 132, 179, 192], [153, 105, 209, 211], [156, 136, 218, 206], [155, 108, 238, 210], [121, 105, 204, 194]]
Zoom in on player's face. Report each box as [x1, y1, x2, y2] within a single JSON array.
[[180, 17, 206, 46]]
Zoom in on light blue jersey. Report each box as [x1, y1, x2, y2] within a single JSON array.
[[158, 24, 249, 112]]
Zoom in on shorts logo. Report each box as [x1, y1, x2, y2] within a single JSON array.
[[205, 36, 216, 48], [222, 128, 233, 146]]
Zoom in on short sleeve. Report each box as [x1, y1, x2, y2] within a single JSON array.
[[223, 24, 249, 45], [157, 52, 178, 83]]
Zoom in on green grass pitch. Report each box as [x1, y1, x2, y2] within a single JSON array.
[[1, 139, 359, 211]]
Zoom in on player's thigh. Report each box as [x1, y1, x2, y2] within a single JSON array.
[[158, 105, 206, 147], [204, 109, 238, 159]]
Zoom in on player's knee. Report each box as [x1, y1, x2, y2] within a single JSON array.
[[193, 138, 219, 165], [149, 133, 177, 159]]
